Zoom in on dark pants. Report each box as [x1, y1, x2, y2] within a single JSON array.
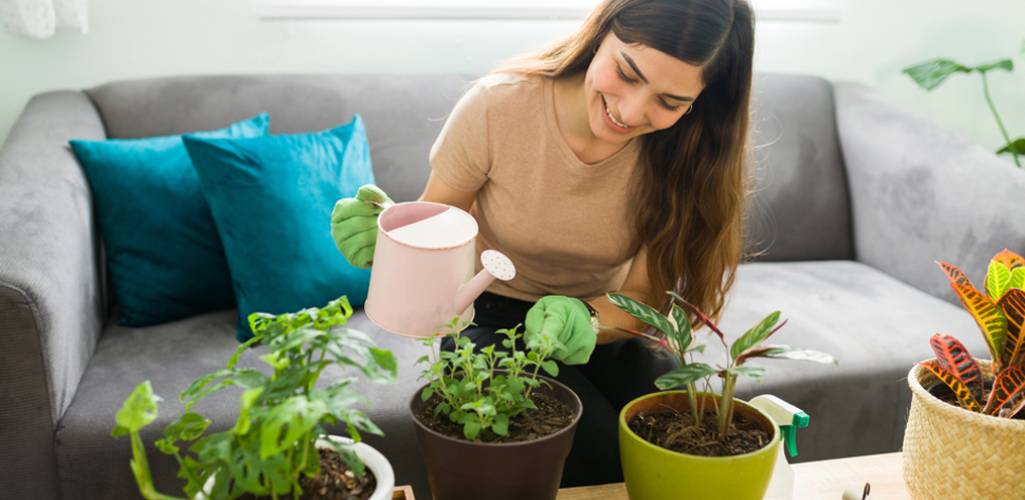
[[441, 292, 679, 487]]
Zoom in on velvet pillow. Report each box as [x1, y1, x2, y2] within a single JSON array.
[[69, 113, 269, 326], [182, 115, 375, 342]]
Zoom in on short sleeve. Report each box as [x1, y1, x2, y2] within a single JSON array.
[[429, 82, 491, 192]]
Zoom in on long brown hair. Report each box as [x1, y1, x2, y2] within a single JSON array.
[[495, 0, 755, 321]]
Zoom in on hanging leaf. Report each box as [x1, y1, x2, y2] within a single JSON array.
[[730, 311, 782, 360], [999, 289, 1025, 368], [667, 291, 727, 342], [902, 58, 970, 90], [729, 366, 766, 380], [971, 58, 1013, 74], [928, 334, 984, 400], [654, 363, 716, 390], [761, 345, 837, 365], [997, 138, 1025, 155], [607, 293, 675, 338], [920, 360, 983, 412], [936, 261, 1007, 368], [984, 365, 1025, 416], [986, 260, 1012, 301]]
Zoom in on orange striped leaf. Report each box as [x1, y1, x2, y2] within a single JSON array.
[[999, 288, 1025, 368], [992, 248, 1025, 270], [984, 365, 1025, 417], [920, 360, 983, 412], [929, 334, 983, 400], [936, 260, 1007, 368]]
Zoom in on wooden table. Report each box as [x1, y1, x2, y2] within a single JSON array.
[[556, 452, 908, 499]]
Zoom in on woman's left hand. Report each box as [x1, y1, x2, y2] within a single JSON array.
[[524, 295, 598, 366]]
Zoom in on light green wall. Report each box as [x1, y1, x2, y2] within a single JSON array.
[[1, 0, 1023, 158]]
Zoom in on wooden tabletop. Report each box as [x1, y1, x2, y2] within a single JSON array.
[[556, 452, 908, 499]]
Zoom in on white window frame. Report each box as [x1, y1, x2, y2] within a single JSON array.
[[255, 0, 842, 23]]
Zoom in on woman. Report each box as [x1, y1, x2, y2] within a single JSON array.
[[332, 0, 755, 486]]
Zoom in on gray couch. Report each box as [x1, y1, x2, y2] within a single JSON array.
[[2, 72, 1023, 500]]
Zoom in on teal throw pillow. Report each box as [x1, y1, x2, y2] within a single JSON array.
[[69, 113, 270, 326], [182, 114, 375, 342]]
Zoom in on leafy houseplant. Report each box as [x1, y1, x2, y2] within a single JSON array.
[[608, 291, 835, 500], [409, 318, 582, 500], [112, 296, 398, 500], [902, 39, 1025, 167], [903, 249, 1025, 499]]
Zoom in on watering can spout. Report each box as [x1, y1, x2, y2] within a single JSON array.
[[453, 250, 517, 314]]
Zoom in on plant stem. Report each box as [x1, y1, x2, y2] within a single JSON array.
[[686, 382, 701, 426], [717, 373, 737, 438], [981, 71, 1021, 167]]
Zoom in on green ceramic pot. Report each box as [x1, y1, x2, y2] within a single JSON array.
[[619, 391, 780, 500]]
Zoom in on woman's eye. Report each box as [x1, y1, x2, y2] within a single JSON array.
[[616, 66, 638, 84], [660, 100, 681, 112]]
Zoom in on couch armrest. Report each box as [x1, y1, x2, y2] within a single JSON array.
[[0, 91, 107, 497], [835, 81, 1025, 303]]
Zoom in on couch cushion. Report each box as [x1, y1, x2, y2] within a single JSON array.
[[54, 308, 433, 500], [712, 260, 988, 462]]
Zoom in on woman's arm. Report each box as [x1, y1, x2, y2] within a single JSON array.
[[588, 245, 658, 344], [418, 171, 479, 212]]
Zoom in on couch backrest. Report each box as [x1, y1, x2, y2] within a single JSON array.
[[84, 72, 852, 261]]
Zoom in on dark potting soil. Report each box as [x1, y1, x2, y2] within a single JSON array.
[[628, 409, 772, 457], [417, 391, 575, 443], [239, 447, 376, 500], [928, 382, 1025, 420]]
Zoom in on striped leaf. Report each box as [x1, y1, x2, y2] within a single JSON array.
[[1010, 267, 1025, 291], [986, 260, 1012, 301], [928, 334, 983, 400], [671, 303, 693, 352], [607, 293, 675, 338], [992, 248, 1025, 270], [667, 291, 726, 342], [655, 363, 716, 390], [730, 311, 782, 360], [984, 365, 1025, 416], [999, 289, 1025, 368], [937, 261, 1007, 368], [920, 360, 982, 412]]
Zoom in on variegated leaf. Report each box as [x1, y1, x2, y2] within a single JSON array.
[[999, 289, 1025, 368], [1010, 267, 1025, 291], [655, 363, 716, 390], [762, 345, 837, 365], [937, 261, 1007, 367], [607, 293, 675, 338], [730, 311, 782, 360], [986, 260, 1012, 301], [671, 303, 693, 351], [920, 360, 982, 412], [984, 365, 1025, 416], [667, 291, 726, 342], [928, 334, 983, 400], [992, 248, 1025, 270]]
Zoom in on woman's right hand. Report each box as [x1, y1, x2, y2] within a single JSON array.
[[331, 184, 393, 269]]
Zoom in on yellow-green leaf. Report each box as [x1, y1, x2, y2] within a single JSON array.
[[937, 261, 1006, 369], [999, 289, 1025, 368], [987, 260, 1012, 300], [113, 381, 161, 436], [1011, 267, 1025, 291]]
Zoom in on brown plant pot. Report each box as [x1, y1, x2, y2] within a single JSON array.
[[409, 375, 582, 500], [903, 359, 1025, 499]]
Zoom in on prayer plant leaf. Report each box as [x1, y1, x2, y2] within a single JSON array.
[[654, 363, 715, 390], [667, 291, 726, 342], [937, 260, 1007, 369], [757, 345, 837, 365], [607, 292, 675, 337], [928, 334, 983, 400], [671, 303, 693, 351], [730, 311, 783, 360]]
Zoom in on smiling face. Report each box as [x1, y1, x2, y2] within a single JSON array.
[[584, 31, 706, 144]]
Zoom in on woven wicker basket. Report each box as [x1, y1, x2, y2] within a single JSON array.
[[903, 360, 1025, 499]]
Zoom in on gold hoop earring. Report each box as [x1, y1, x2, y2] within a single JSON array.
[[683, 105, 694, 116]]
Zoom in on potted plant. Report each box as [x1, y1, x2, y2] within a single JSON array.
[[903, 249, 1025, 499], [607, 291, 835, 500], [111, 296, 399, 500], [409, 318, 582, 500]]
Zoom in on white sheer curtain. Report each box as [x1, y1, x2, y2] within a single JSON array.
[[0, 0, 88, 39]]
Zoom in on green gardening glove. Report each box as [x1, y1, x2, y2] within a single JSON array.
[[524, 295, 598, 366], [330, 184, 394, 269]]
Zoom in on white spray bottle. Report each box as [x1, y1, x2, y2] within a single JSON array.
[[749, 394, 810, 500]]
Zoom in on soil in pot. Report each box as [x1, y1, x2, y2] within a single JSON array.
[[628, 408, 772, 457], [927, 381, 1025, 420], [238, 447, 377, 500], [416, 391, 574, 443]]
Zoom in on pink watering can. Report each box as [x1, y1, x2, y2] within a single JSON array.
[[363, 201, 517, 338]]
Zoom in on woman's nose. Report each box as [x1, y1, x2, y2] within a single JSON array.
[[618, 95, 647, 127]]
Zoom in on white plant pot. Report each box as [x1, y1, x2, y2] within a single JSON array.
[[197, 435, 394, 500]]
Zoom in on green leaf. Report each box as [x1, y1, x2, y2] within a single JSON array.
[[421, 386, 435, 402], [607, 292, 675, 337], [731, 366, 766, 380], [259, 397, 327, 459], [541, 360, 559, 377], [671, 303, 693, 352], [902, 58, 970, 90], [988, 260, 1013, 300], [463, 419, 482, 440], [764, 346, 838, 364], [164, 411, 210, 444], [368, 347, 398, 382], [492, 414, 509, 436], [997, 138, 1025, 155], [730, 311, 782, 360], [233, 387, 263, 435], [654, 363, 716, 390], [972, 58, 1013, 74], [113, 381, 161, 437], [1010, 267, 1025, 290]]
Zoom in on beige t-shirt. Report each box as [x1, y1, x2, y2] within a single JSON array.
[[429, 73, 643, 303]]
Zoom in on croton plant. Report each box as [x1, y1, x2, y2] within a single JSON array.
[[924, 248, 1025, 418]]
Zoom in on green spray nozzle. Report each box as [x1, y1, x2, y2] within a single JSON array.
[[748, 394, 809, 459]]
